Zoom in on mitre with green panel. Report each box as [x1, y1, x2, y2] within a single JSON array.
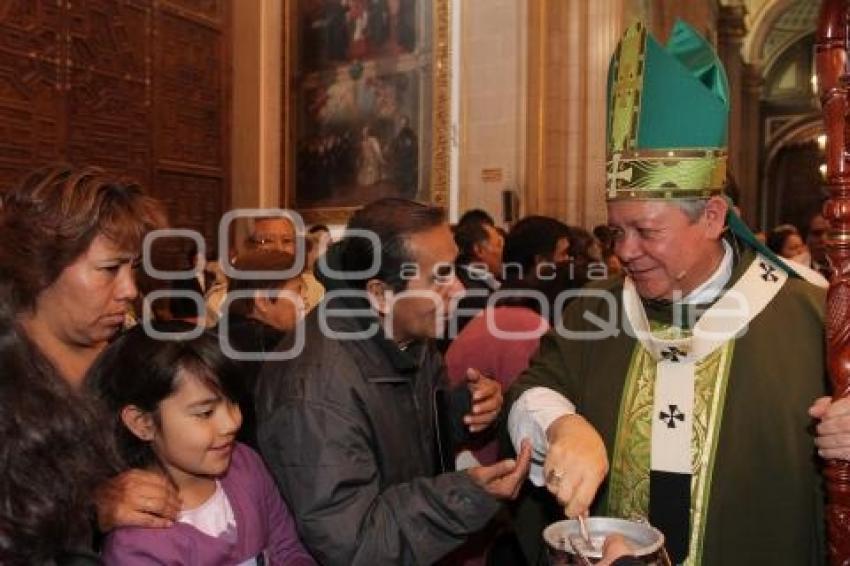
[[606, 20, 729, 200]]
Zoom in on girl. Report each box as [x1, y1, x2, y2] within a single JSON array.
[[88, 322, 315, 565]]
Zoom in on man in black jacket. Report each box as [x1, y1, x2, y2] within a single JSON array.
[[256, 198, 531, 565]]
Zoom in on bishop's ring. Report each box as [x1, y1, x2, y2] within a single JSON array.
[[546, 468, 565, 486]]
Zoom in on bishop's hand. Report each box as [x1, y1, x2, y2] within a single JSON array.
[[543, 414, 609, 517], [811, 395, 850, 460]]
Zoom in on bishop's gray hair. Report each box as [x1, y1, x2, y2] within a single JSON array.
[[673, 198, 709, 223]]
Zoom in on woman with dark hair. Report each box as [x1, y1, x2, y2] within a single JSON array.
[[766, 224, 807, 262], [765, 224, 830, 287], [0, 165, 179, 534], [0, 286, 115, 565]]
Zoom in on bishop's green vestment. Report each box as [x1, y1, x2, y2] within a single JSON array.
[[506, 245, 826, 565]]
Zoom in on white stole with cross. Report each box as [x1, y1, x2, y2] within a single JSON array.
[[622, 254, 787, 478]]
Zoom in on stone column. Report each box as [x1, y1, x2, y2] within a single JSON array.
[[716, 4, 748, 212], [525, 0, 622, 229], [231, 0, 282, 210], [741, 62, 765, 228]]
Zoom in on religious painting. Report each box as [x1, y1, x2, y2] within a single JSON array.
[[283, 0, 450, 224]]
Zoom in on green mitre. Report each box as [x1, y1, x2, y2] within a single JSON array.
[[606, 20, 729, 201]]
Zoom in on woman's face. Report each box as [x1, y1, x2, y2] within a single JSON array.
[[781, 233, 806, 259], [33, 234, 139, 348]]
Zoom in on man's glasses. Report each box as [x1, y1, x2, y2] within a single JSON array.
[[248, 234, 296, 249]]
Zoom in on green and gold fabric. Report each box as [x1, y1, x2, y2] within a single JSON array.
[[606, 20, 729, 200], [611, 244, 789, 564]]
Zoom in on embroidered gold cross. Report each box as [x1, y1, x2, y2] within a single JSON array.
[[607, 152, 633, 197]]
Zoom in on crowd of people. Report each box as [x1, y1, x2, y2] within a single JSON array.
[[0, 161, 843, 566], [3, 19, 850, 566]]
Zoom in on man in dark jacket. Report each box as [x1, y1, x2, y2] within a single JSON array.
[[256, 198, 531, 565]]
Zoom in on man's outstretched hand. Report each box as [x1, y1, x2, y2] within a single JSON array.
[[467, 439, 532, 500]]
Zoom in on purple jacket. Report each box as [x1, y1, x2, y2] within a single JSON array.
[[103, 443, 316, 565]]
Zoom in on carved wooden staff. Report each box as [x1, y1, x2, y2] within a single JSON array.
[[817, 1, 850, 564]]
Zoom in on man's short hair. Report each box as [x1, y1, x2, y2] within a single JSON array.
[[340, 198, 445, 292], [454, 209, 495, 264], [503, 215, 570, 277], [457, 208, 494, 226]]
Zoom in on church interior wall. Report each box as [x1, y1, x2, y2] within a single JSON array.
[[2, 0, 824, 242]]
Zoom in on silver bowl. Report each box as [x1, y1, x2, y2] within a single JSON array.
[[543, 517, 668, 565]]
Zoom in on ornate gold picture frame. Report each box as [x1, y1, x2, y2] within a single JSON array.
[[282, 0, 450, 225]]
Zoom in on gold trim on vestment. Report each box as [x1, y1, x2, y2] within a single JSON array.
[[607, 323, 735, 565]]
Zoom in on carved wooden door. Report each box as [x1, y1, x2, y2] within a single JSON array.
[[0, 2, 66, 188], [0, 0, 230, 265]]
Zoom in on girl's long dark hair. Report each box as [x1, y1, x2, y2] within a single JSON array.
[[87, 321, 243, 470], [0, 290, 116, 564]]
